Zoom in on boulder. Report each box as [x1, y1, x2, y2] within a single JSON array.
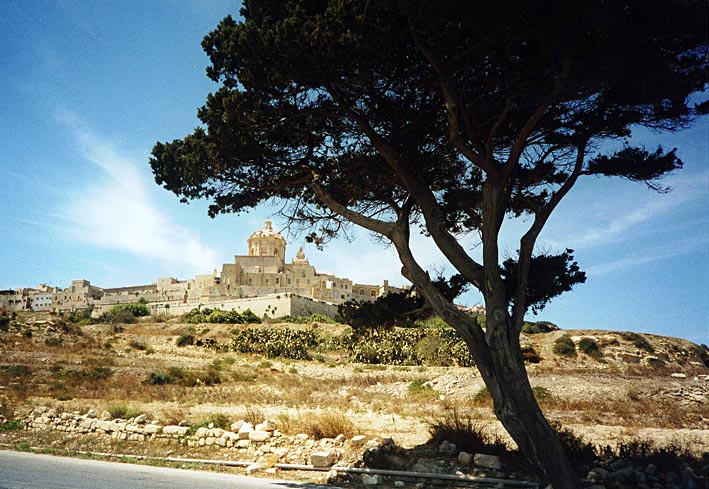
[[310, 451, 335, 468], [351, 435, 367, 446], [474, 453, 502, 471], [249, 430, 271, 442], [255, 419, 277, 432]]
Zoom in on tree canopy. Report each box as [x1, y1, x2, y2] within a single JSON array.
[[151, 1, 708, 486]]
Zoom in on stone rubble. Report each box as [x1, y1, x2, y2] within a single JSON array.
[[20, 407, 709, 488]]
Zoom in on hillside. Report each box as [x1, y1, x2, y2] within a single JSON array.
[[1, 311, 708, 486]]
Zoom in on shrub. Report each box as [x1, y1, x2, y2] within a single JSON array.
[[550, 422, 596, 468], [108, 404, 141, 419], [181, 308, 261, 324], [293, 411, 355, 439], [600, 438, 709, 471], [44, 337, 61, 347], [0, 419, 24, 432], [578, 337, 603, 359], [521, 345, 542, 363], [620, 332, 654, 353], [128, 340, 148, 351], [521, 321, 559, 334], [532, 386, 554, 401], [146, 371, 174, 385], [0, 311, 10, 332], [175, 333, 195, 347], [407, 378, 436, 397], [472, 386, 492, 404], [427, 409, 508, 456], [553, 335, 577, 357]]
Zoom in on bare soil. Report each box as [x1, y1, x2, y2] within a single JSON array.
[[1, 312, 708, 470]]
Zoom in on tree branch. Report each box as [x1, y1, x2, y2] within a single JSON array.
[[512, 139, 588, 330], [407, 19, 492, 174], [325, 82, 486, 289]]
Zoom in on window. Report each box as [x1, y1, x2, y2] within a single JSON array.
[[370, 291, 376, 297]]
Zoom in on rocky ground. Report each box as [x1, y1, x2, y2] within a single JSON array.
[[1, 311, 708, 488]]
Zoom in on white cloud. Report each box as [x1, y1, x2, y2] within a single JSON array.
[[58, 114, 218, 274], [586, 235, 709, 276]]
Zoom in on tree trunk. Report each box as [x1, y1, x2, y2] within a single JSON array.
[[479, 310, 582, 489]]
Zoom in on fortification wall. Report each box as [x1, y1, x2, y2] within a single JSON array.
[[149, 294, 338, 320]]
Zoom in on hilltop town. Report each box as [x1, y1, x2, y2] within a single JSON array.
[[0, 221, 406, 320]]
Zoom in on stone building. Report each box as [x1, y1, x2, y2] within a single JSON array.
[[89, 220, 405, 318], [0, 221, 404, 318]]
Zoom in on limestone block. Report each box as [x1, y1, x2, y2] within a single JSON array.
[[100, 410, 112, 421], [195, 427, 209, 438], [86, 409, 96, 418], [222, 431, 239, 441], [245, 463, 266, 475], [162, 425, 189, 437], [458, 451, 473, 465], [215, 437, 226, 447], [334, 434, 346, 444], [206, 436, 217, 446], [125, 424, 143, 434], [134, 414, 147, 424], [238, 422, 254, 439], [236, 439, 251, 448], [310, 451, 334, 468], [362, 474, 382, 485], [144, 424, 161, 435], [671, 373, 688, 379], [47, 409, 57, 418], [213, 428, 225, 438], [295, 433, 309, 441], [474, 453, 502, 471], [230, 421, 244, 432], [255, 420, 277, 432], [249, 430, 272, 442]]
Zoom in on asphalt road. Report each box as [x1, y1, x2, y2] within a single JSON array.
[[0, 450, 329, 489]]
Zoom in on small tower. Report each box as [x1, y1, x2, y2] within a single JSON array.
[[292, 246, 309, 265], [247, 220, 287, 262]]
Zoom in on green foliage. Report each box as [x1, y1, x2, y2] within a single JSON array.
[[407, 378, 435, 397], [181, 307, 261, 324], [103, 303, 150, 324], [532, 386, 554, 401], [521, 345, 542, 363], [577, 337, 603, 359], [66, 366, 114, 382], [281, 314, 337, 324], [620, 332, 654, 353], [553, 335, 577, 357], [0, 419, 24, 432], [338, 292, 423, 329], [175, 333, 195, 347], [473, 386, 491, 404], [44, 337, 61, 347], [108, 404, 141, 419], [226, 328, 317, 360], [1, 365, 32, 378], [146, 371, 174, 385], [521, 321, 559, 335]]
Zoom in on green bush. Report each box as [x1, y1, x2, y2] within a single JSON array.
[[108, 404, 141, 419], [521, 321, 559, 334], [146, 371, 174, 385], [553, 335, 577, 357], [227, 328, 317, 360], [175, 333, 195, 347], [620, 332, 654, 353], [0, 419, 24, 432], [0, 310, 10, 332], [521, 345, 542, 363], [532, 386, 554, 401], [578, 337, 603, 359], [181, 308, 261, 324]]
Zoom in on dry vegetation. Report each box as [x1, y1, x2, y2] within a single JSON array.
[[1, 310, 708, 466]]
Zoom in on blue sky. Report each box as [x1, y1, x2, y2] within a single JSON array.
[[1, 1, 707, 344]]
